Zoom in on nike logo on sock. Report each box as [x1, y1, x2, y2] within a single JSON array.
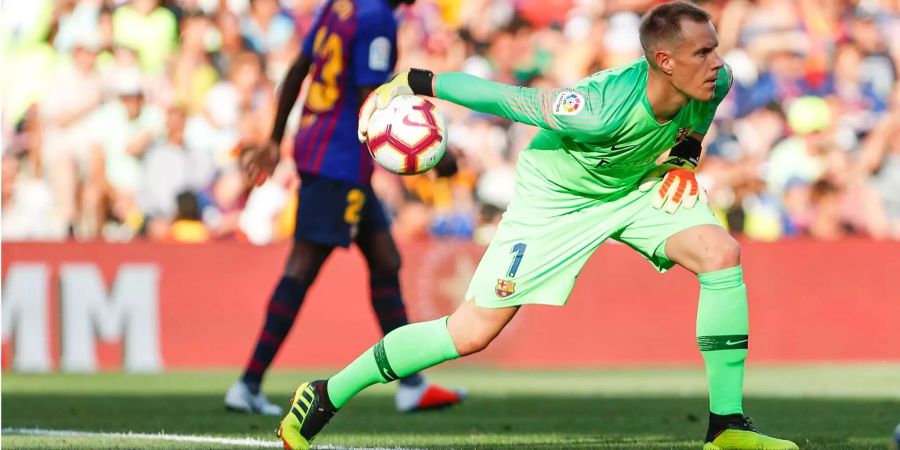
[[698, 335, 749, 351]]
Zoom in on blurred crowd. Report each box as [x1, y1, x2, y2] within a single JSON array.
[[2, 0, 900, 244]]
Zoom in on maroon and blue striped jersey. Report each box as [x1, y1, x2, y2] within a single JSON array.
[[293, 0, 397, 184]]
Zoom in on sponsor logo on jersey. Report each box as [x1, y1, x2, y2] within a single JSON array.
[[553, 92, 584, 116], [675, 127, 692, 142], [369, 37, 391, 72], [495, 279, 516, 298]]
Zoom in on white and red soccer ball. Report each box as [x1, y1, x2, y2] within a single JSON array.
[[364, 95, 446, 175]]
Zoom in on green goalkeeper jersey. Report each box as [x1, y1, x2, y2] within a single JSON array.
[[435, 58, 732, 212]]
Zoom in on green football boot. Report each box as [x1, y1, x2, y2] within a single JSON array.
[[704, 414, 798, 450], [276, 380, 336, 450]]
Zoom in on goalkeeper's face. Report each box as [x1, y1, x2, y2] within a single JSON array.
[[668, 20, 723, 102]]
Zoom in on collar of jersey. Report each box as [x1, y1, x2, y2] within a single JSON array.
[[638, 61, 688, 127]]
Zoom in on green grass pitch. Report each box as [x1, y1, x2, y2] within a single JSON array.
[[3, 365, 899, 449]]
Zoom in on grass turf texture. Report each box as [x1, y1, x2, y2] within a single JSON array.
[[3, 366, 899, 449]]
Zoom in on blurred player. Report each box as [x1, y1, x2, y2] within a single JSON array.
[[227, 0, 465, 416], [274, 2, 800, 449]]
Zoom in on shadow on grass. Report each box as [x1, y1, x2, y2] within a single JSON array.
[[3, 393, 897, 449]]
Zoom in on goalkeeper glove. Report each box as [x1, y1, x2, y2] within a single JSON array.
[[357, 69, 434, 143], [638, 156, 708, 214]]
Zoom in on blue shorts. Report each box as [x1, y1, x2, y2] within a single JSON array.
[[294, 173, 391, 248]]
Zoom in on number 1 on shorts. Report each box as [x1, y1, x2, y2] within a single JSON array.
[[507, 243, 527, 278]]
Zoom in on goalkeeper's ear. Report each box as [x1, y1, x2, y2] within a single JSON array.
[[668, 134, 703, 167]]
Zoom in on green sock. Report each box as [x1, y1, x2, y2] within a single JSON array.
[[696, 265, 748, 415], [326, 317, 460, 409]]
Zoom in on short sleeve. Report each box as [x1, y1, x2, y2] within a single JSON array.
[[301, 1, 331, 56], [351, 11, 395, 87]]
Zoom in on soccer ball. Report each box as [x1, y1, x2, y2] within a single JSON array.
[[365, 95, 446, 175]]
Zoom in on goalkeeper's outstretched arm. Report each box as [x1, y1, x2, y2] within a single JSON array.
[[358, 69, 603, 143], [432, 72, 601, 139]]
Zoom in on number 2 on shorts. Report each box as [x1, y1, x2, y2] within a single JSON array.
[[507, 242, 527, 278], [344, 189, 365, 224]]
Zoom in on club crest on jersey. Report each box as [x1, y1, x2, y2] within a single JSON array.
[[553, 92, 584, 116], [495, 279, 516, 298], [675, 127, 692, 142]]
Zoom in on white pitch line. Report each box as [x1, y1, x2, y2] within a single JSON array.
[[3, 428, 282, 448], [2, 427, 417, 449]]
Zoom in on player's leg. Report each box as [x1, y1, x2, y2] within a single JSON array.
[[329, 297, 517, 408], [278, 299, 517, 449], [225, 239, 333, 415], [227, 174, 352, 415], [254, 241, 334, 375], [665, 225, 746, 414], [355, 229, 408, 337], [278, 189, 615, 448], [617, 196, 797, 449], [353, 192, 413, 345], [246, 242, 333, 382], [355, 188, 465, 411], [666, 225, 795, 449]]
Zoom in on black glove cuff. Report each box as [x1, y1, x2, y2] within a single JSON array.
[[408, 68, 435, 97], [669, 135, 702, 167]]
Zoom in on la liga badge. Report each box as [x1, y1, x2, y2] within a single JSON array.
[[553, 92, 584, 116]]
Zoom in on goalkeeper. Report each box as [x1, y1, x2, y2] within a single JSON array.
[[276, 2, 798, 450]]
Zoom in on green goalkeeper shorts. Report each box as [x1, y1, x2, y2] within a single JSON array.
[[465, 184, 721, 308]]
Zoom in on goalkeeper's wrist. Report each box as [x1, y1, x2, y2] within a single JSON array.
[[408, 68, 435, 97], [664, 156, 697, 171], [668, 135, 701, 167]]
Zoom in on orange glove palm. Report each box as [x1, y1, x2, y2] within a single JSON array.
[[638, 158, 708, 214]]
